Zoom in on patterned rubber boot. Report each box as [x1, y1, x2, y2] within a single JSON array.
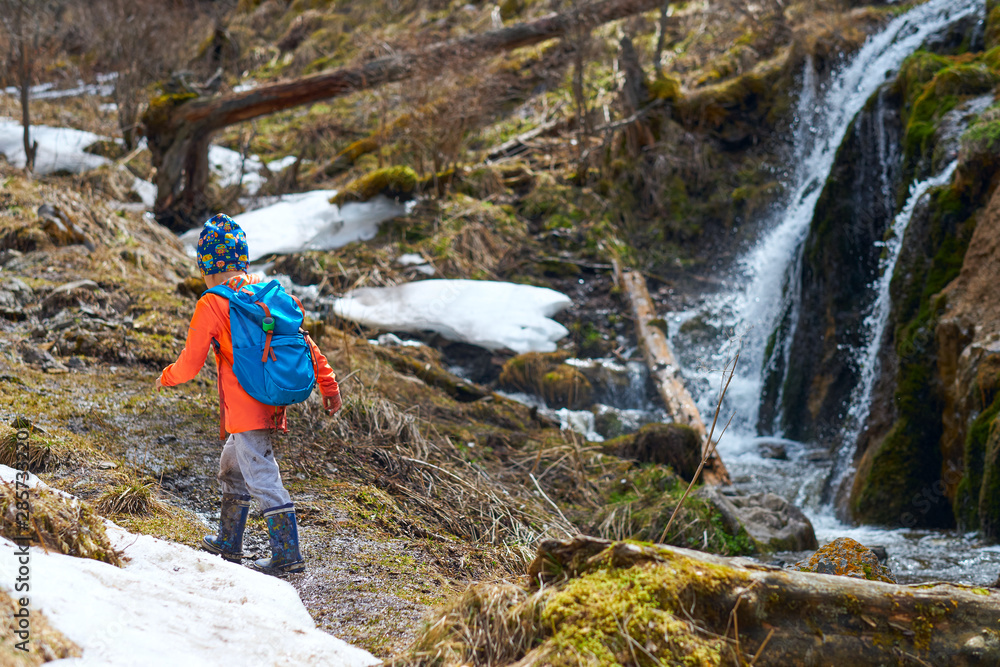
[[201, 493, 251, 562], [253, 505, 305, 575]]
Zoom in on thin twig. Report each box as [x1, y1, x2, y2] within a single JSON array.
[[529, 472, 574, 535], [659, 343, 741, 544], [750, 628, 775, 666]]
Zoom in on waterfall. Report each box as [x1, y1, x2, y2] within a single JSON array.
[[714, 0, 985, 439], [826, 160, 960, 498]]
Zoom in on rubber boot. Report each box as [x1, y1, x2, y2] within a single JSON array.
[[253, 504, 305, 575], [201, 493, 251, 562]]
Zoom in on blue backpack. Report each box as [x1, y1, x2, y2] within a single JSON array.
[[204, 280, 316, 406]]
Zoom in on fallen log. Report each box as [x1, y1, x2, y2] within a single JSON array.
[[613, 261, 729, 484], [399, 536, 1000, 666], [528, 537, 1000, 666], [143, 0, 666, 229]]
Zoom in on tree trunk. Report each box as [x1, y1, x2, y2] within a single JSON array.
[[526, 537, 1000, 667], [143, 0, 665, 229], [14, 3, 35, 173], [613, 261, 730, 485]]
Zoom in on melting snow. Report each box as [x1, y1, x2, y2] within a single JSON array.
[[2, 73, 116, 100], [179, 191, 408, 260], [0, 465, 379, 667], [332, 279, 571, 353], [0, 120, 108, 175], [207, 146, 296, 195]]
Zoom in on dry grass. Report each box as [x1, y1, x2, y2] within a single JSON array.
[[392, 583, 551, 667], [0, 481, 124, 566], [0, 422, 52, 473], [96, 479, 165, 516], [298, 384, 575, 573], [0, 588, 81, 665]]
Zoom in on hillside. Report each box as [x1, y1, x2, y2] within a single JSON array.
[[4, 0, 1000, 665]]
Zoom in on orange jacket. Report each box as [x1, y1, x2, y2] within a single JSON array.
[[160, 274, 340, 437]]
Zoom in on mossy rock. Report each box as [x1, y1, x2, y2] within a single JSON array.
[[604, 422, 702, 481], [330, 166, 418, 206], [498, 351, 592, 409], [795, 537, 896, 583], [954, 392, 1000, 529]]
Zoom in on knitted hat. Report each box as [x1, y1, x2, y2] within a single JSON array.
[[196, 214, 249, 275]]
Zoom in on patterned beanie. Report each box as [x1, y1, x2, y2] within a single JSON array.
[[196, 214, 249, 275]]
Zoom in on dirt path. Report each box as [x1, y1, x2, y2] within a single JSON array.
[[13, 363, 448, 658]]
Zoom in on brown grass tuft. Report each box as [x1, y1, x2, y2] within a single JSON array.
[[391, 583, 551, 667], [0, 482, 124, 567]]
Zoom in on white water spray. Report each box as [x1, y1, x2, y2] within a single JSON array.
[[717, 0, 984, 439]]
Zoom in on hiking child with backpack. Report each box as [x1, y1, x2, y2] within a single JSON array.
[[154, 213, 342, 575]]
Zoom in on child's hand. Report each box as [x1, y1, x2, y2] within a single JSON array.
[[154, 376, 165, 392], [323, 392, 342, 415]]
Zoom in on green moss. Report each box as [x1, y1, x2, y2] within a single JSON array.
[[330, 166, 418, 206], [897, 50, 1000, 177], [140, 91, 199, 134], [987, 0, 1000, 49], [954, 391, 1000, 529], [980, 426, 1000, 541], [583, 464, 756, 556], [541, 561, 727, 666], [648, 74, 682, 103]]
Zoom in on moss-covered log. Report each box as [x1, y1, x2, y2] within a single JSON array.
[[143, 0, 666, 229], [399, 537, 1000, 666]]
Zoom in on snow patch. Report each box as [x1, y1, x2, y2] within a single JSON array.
[[0, 465, 379, 667], [179, 191, 408, 260], [2, 74, 116, 100], [332, 279, 571, 353], [0, 120, 108, 175]]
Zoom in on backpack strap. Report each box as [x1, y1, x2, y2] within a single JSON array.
[[256, 300, 278, 363]]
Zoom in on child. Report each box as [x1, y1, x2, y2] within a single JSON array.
[[155, 213, 342, 575]]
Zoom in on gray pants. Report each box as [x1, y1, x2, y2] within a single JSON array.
[[217, 429, 292, 512]]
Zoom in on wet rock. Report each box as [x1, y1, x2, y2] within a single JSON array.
[[17, 340, 68, 373], [37, 203, 95, 250], [0, 249, 23, 266], [758, 440, 789, 460], [698, 486, 818, 552], [605, 422, 702, 480], [40, 280, 111, 318], [0, 277, 33, 321], [566, 358, 647, 408], [795, 536, 896, 583]]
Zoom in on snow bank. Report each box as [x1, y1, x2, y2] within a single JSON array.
[[0, 120, 109, 175], [2, 74, 116, 100], [0, 466, 379, 667], [179, 191, 409, 260], [332, 279, 571, 353]]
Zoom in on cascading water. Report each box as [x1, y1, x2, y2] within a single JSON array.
[[664, 0, 1000, 583], [828, 160, 959, 500], [727, 0, 984, 438]]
